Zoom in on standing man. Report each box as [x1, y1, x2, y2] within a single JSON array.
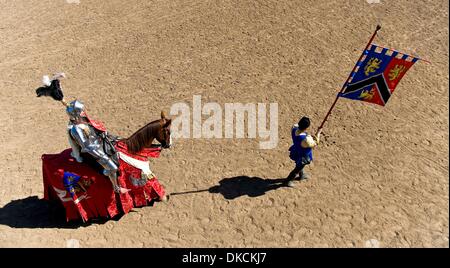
[[286, 116, 322, 187]]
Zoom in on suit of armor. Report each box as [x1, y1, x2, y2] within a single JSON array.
[[66, 100, 127, 194]]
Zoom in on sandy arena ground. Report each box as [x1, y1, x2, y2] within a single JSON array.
[[0, 0, 448, 247]]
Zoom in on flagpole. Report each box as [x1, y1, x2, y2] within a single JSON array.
[[316, 25, 381, 135]]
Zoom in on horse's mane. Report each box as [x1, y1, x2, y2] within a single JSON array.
[[124, 119, 162, 154]]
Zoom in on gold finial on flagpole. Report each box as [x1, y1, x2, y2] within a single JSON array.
[[61, 98, 69, 107]]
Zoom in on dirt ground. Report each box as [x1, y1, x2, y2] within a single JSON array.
[[0, 0, 448, 247]]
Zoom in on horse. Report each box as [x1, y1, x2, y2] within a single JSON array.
[[37, 73, 174, 221], [122, 111, 172, 153], [41, 113, 173, 222]]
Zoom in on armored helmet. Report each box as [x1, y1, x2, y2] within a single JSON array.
[[66, 100, 86, 121]]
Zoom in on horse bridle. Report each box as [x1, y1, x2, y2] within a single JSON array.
[[160, 121, 171, 148]]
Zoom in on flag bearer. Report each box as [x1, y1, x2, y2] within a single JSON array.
[[286, 117, 322, 187]]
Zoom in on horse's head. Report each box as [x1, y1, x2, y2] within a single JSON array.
[[156, 111, 172, 149], [125, 110, 173, 153]]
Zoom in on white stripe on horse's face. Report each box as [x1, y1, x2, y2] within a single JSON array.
[[169, 132, 173, 148]]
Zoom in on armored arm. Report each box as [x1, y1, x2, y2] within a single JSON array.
[[70, 124, 102, 158], [67, 127, 83, 163]]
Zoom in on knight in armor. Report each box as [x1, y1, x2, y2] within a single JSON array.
[[36, 73, 130, 194], [66, 100, 130, 194]]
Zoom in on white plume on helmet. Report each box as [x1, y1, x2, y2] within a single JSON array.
[[52, 72, 66, 80], [42, 75, 51, 86], [42, 72, 66, 86]]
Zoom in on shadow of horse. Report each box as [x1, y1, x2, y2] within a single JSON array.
[[0, 196, 124, 229], [171, 176, 290, 200], [1, 177, 288, 228]]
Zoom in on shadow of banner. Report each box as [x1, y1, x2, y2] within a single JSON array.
[[171, 176, 290, 200]]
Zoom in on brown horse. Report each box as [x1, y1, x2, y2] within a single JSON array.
[[40, 111, 173, 221], [122, 111, 172, 154]]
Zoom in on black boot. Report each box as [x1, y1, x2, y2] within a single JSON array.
[[296, 170, 310, 181]]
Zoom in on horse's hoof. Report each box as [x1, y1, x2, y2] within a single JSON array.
[[160, 194, 169, 202]]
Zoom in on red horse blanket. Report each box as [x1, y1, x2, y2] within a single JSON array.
[[42, 143, 165, 222]]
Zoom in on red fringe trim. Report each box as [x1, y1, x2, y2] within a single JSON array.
[[42, 148, 166, 222]]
